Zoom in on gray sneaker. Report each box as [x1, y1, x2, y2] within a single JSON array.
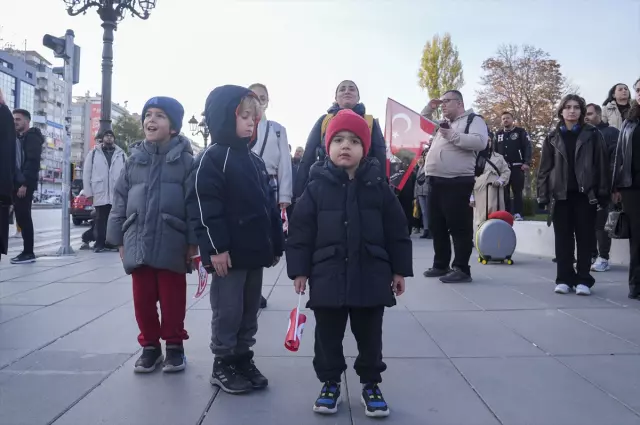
[[591, 257, 610, 272]]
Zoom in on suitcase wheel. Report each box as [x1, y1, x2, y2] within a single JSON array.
[[481, 259, 488, 265], [506, 259, 514, 265]]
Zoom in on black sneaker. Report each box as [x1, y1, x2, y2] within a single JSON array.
[[420, 230, 431, 239], [313, 381, 341, 414], [93, 246, 106, 253], [10, 252, 36, 264], [236, 356, 268, 389], [423, 267, 450, 278], [134, 346, 163, 373], [439, 268, 472, 283], [361, 383, 390, 417], [163, 344, 186, 373], [260, 295, 267, 309], [210, 358, 253, 394]]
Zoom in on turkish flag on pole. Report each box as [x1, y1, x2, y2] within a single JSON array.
[[384, 99, 438, 191]]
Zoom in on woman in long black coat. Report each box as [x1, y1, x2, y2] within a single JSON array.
[[0, 90, 16, 261]]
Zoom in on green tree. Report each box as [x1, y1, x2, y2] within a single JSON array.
[[417, 33, 465, 111], [112, 113, 145, 154]]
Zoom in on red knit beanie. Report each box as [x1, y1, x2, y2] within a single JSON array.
[[325, 110, 371, 156]]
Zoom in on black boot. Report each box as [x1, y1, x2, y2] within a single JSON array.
[[420, 230, 431, 239], [260, 295, 267, 309], [210, 356, 253, 394], [236, 351, 268, 389]]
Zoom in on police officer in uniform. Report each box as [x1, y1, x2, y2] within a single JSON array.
[[495, 111, 532, 221]]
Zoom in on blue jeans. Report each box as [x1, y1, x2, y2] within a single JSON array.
[[417, 195, 429, 231]]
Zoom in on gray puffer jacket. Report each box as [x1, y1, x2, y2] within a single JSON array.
[[107, 135, 197, 275]]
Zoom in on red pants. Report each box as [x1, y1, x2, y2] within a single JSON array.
[[132, 266, 189, 347]]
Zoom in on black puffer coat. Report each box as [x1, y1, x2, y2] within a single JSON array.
[[286, 158, 413, 309]]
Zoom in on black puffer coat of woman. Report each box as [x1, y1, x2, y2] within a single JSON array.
[[286, 158, 413, 308]]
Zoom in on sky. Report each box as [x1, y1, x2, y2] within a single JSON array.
[[1, 0, 639, 149]]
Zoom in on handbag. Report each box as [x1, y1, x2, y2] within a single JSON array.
[[605, 208, 630, 239]]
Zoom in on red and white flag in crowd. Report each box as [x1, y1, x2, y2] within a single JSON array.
[[192, 255, 209, 299], [384, 98, 438, 190], [284, 292, 307, 352], [281, 208, 289, 233]]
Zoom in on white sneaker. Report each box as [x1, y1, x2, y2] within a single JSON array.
[[11, 231, 21, 239], [514, 214, 524, 221], [554, 283, 570, 294], [591, 257, 610, 272], [576, 284, 591, 296]]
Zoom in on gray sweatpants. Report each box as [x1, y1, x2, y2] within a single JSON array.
[[209, 268, 263, 358]]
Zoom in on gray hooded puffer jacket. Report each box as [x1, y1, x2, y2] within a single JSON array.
[[107, 135, 197, 274]]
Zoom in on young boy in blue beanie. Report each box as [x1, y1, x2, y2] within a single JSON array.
[[186, 85, 284, 395], [107, 96, 198, 373], [287, 109, 413, 418]]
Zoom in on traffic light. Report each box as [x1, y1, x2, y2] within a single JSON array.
[[42, 30, 81, 85]]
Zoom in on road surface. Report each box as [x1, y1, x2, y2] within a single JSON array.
[[7, 207, 89, 256]]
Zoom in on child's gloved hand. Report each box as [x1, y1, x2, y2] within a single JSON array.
[[210, 252, 232, 277], [392, 274, 405, 297], [294, 276, 307, 295]]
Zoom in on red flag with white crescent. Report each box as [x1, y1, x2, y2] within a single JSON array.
[[384, 98, 438, 191]]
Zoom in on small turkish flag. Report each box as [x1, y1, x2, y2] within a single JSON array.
[[284, 292, 307, 352], [192, 255, 209, 299], [384, 98, 438, 190]]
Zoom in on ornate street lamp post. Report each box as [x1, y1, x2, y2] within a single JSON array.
[[188, 113, 210, 147], [64, 0, 156, 135]]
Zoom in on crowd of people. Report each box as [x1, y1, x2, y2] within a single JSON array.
[[1, 76, 639, 418]]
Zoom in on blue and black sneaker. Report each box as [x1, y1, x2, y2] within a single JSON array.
[[313, 381, 341, 414], [361, 383, 390, 417]]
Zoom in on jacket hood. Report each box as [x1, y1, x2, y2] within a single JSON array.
[[327, 102, 367, 117], [309, 157, 382, 186], [596, 121, 610, 130], [205, 85, 257, 149], [21, 127, 45, 144]]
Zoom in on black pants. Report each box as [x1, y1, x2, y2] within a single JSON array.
[[13, 189, 34, 254], [592, 206, 611, 260], [553, 192, 596, 287], [504, 166, 525, 216], [313, 307, 386, 384], [94, 204, 111, 249], [428, 178, 475, 275], [82, 220, 96, 244], [621, 190, 640, 297]]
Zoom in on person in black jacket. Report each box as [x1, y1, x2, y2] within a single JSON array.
[[495, 111, 532, 221], [611, 77, 640, 300], [0, 90, 16, 262], [287, 109, 413, 418], [185, 85, 284, 395], [585, 103, 620, 272], [537, 95, 609, 297], [292, 80, 387, 200], [11, 109, 44, 264]]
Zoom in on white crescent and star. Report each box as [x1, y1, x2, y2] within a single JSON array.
[[391, 113, 412, 133]]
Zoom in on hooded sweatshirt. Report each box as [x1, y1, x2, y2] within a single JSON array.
[[251, 116, 293, 204], [185, 85, 284, 271], [420, 105, 488, 179]]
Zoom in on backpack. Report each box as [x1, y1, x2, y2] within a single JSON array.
[[316, 113, 375, 160], [465, 113, 500, 177], [258, 120, 281, 158]]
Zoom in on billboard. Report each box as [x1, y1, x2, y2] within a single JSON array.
[[89, 103, 101, 149]]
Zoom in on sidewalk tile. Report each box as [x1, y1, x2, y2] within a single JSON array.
[[0, 305, 42, 324], [413, 311, 544, 358], [346, 358, 500, 425], [488, 309, 640, 355], [561, 308, 640, 346], [453, 357, 640, 425], [203, 356, 352, 425], [0, 282, 96, 306]]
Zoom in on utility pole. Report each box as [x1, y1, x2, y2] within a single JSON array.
[[43, 30, 81, 255]]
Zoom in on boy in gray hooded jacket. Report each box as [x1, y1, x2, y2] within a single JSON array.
[[107, 96, 197, 374]]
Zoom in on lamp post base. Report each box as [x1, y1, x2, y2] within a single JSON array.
[[56, 245, 75, 256]]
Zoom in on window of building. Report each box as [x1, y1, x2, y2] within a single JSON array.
[[0, 71, 16, 109], [0, 59, 13, 70], [26, 71, 33, 79], [19, 83, 35, 116]]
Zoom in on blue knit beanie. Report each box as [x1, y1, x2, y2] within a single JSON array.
[[141, 96, 184, 133]]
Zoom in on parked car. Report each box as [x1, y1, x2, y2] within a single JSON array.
[[70, 190, 93, 225]]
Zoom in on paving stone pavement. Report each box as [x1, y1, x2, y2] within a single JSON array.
[[1, 236, 640, 425]]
